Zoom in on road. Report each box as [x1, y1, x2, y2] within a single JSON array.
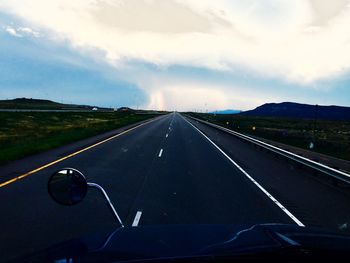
[[1, 112, 350, 260]]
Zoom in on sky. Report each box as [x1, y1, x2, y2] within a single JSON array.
[[0, 0, 350, 111]]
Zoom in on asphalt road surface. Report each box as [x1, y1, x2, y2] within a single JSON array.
[[1, 112, 350, 261]]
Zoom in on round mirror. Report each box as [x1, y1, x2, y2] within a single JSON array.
[[48, 168, 88, 206]]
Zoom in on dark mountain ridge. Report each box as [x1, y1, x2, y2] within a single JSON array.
[[0, 98, 105, 110], [241, 102, 350, 121]]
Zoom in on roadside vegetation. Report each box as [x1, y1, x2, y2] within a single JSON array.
[[187, 112, 350, 161], [0, 112, 159, 164]]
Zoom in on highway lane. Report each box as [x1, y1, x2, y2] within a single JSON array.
[[126, 113, 297, 226], [186, 116, 350, 231], [0, 113, 172, 260], [0, 112, 349, 260], [0, 114, 166, 184]]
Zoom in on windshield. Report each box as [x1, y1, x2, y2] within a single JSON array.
[[0, 1, 350, 261]]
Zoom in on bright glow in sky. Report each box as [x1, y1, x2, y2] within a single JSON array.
[[1, 0, 350, 110]]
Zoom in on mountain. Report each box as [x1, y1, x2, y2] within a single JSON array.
[[0, 98, 62, 109], [210, 109, 241, 114], [0, 98, 107, 110], [240, 102, 350, 121]]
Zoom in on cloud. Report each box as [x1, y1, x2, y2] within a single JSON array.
[[17, 27, 40, 37], [147, 85, 230, 111], [145, 81, 289, 111], [1, 0, 349, 84], [126, 69, 285, 111], [3, 25, 39, 38], [4, 26, 22, 37], [0, 0, 350, 110]]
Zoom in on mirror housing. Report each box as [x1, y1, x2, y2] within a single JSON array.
[[48, 168, 125, 227], [48, 168, 88, 206]]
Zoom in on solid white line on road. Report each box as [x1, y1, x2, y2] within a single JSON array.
[[132, 211, 142, 227], [182, 116, 305, 227], [158, 149, 163, 157], [166, 133, 169, 138]]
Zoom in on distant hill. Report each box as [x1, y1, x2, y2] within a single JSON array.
[[241, 102, 350, 121], [0, 98, 109, 110], [116, 107, 135, 112], [210, 109, 241, 114]]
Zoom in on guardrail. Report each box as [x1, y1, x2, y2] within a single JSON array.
[[186, 115, 350, 185]]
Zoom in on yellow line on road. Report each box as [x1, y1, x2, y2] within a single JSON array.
[[0, 117, 160, 188]]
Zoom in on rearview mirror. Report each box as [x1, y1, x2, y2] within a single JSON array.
[[48, 168, 88, 206]]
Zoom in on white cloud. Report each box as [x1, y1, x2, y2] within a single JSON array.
[[147, 85, 230, 111], [5, 26, 22, 37], [17, 27, 40, 37], [1, 0, 349, 84], [0, 0, 350, 109], [144, 82, 286, 111], [129, 72, 284, 111], [3, 25, 40, 38]]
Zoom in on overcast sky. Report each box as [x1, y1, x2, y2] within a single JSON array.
[[1, 0, 350, 111]]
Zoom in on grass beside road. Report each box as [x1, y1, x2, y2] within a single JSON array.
[[187, 112, 350, 161], [0, 112, 160, 165]]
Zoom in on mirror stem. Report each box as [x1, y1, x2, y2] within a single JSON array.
[[87, 182, 124, 228]]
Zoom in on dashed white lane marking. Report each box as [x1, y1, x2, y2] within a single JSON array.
[[158, 149, 163, 157], [132, 211, 142, 227], [182, 115, 305, 227], [166, 133, 169, 138]]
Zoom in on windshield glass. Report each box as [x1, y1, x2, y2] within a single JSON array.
[[0, 1, 350, 261]]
